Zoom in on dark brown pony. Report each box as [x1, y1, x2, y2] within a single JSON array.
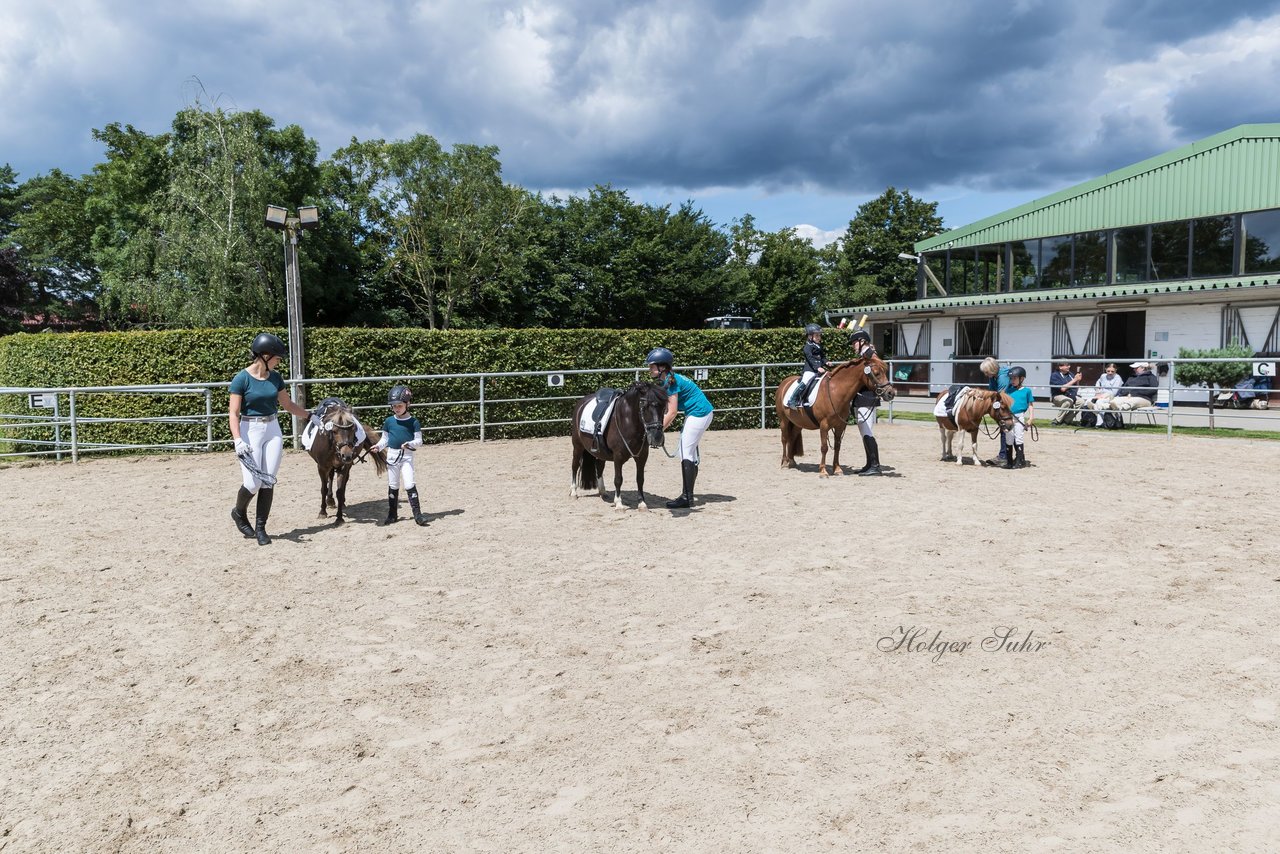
[[775, 355, 896, 476], [307, 403, 387, 524], [935, 387, 1014, 465], [570, 381, 669, 510]]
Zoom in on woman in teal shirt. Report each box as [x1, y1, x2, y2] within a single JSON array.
[[228, 332, 317, 545], [646, 347, 714, 509]]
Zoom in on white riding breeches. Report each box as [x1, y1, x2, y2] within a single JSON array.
[[856, 406, 877, 438], [386, 448, 417, 490], [239, 417, 283, 493], [679, 413, 713, 463], [1010, 419, 1026, 445]]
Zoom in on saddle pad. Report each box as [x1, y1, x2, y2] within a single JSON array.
[[793, 375, 825, 407], [301, 421, 320, 450], [934, 385, 971, 419], [579, 395, 621, 435]]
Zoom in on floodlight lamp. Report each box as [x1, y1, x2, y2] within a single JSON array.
[[265, 205, 288, 230], [897, 253, 920, 262], [297, 206, 320, 230]]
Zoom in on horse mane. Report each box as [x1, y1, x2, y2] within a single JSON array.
[[325, 406, 356, 428], [627, 380, 669, 405]]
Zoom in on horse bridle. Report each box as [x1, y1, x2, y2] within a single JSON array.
[[614, 391, 671, 459]]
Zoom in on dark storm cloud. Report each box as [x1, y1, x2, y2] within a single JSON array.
[[3, 0, 1280, 206]]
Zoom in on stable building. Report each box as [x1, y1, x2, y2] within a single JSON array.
[[825, 124, 1280, 399]]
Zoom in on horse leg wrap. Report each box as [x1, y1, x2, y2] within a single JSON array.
[[407, 487, 428, 526], [231, 487, 255, 538], [254, 487, 274, 546], [384, 489, 399, 525]]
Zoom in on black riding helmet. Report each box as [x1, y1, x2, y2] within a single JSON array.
[[804, 323, 822, 337], [1008, 366, 1028, 380], [645, 347, 674, 368], [847, 329, 871, 346], [388, 384, 412, 405], [251, 332, 287, 358]]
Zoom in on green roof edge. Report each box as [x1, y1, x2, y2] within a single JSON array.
[[915, 123, 1280, 252], [827, 274, 1280, 316]]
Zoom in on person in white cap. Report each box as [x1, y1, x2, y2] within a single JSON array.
[[1111, 362, 1159, 410]]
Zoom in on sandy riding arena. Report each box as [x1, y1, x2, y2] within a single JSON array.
[[2, 422, 1278, 852]]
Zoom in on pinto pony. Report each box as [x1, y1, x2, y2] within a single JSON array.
[[570, 382, 669, 510], [307, 403, 387, 524], [935, 387, 1014, 465], [774, 354, 896, 476]]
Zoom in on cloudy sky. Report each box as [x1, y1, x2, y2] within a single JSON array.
[[4, 0, 1280, 245]]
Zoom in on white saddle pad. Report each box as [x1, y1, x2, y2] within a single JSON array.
[[301, 417, 368, 450], [792, 375, 825, 407], [579, 396, 620, 436], [934, 386, 972, 419]]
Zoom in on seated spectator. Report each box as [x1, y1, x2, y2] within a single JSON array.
[[1076, 363, 1123, 427], [1111, 361, 1159, 410], [1049, 360, 1084, 424]]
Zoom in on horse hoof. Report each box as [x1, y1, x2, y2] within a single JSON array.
[[818, 469, 829, 478], [333, 516, 344, 526], [637, 501, 648, 511]]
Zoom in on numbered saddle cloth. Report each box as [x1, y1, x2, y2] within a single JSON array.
[[578, 389, 622, 439]]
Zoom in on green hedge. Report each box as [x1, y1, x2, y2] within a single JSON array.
[[0, 328, 822, 454]]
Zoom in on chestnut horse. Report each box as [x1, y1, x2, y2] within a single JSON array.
[[570, 382, 669, 510], [775, 355, 896, 476], [307, 403, 387, 524], [934, 387, 1014, 465]]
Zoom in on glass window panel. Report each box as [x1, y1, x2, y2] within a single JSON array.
[[1150, 221, 1189, 280], [1073, 231, 1107, 286], [975, 246, 1002, 293], [1242, 209, 1280, 274], [1190, 216, 1234, 277], [1041, 235, 1072, 288], [1010, 239, 1039, 290], [1115, 226, 1148, 282]]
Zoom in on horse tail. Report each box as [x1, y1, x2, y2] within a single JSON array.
[[576, 452, 599, 491], [787, 421, 804, 458], [363, 432, 388, 475]]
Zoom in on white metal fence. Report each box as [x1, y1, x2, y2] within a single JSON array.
[[1, 357, 1275, 462]]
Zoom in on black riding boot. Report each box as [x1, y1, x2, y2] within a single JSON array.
[[407, 487, 428, 526], [666, 460, 697, 509], [789, 382, 807, 409], [1013, 443, 1028, 469], [384, 488, 399, 525], [857, 436, 883, 476], [231, 487, 254, 538], [254, 487, 274, 546], [1003, 444, 1017, 469]]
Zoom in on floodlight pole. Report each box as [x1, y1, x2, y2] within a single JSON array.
[[266, 204, 318, 447], [282, 223, 305, 436]]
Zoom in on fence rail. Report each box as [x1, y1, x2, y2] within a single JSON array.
[[1, 357, 1276, 461]]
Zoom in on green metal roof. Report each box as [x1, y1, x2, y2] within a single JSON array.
[[916, 124, 1280, 252], [827, 274, 1280, 317]]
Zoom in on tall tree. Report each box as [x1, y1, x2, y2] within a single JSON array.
[[347, 135, 534, 330], [86, 123, 171, 327], [827, 187, 944, 307], [5, 169, 100, 327], [99, 100, 319, 326], [530, 186, 730, 328], [719, 215, 825, 327]]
